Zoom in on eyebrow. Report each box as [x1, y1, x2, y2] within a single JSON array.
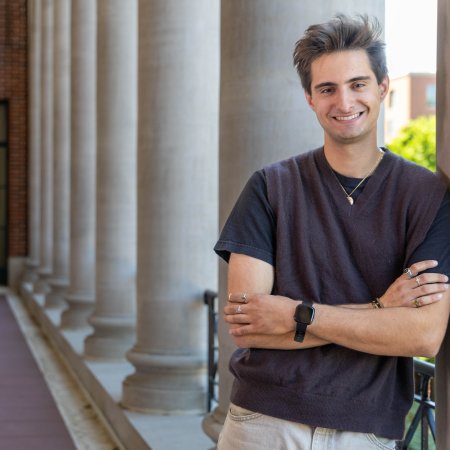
[[313, 76, 372, 91]]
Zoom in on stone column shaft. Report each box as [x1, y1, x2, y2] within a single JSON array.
[[435, 0, 450, 447], [203, 0, 385, 442], [61, 0, 96, 328], [35, 0, 54, 294], [23, 0, 42, 283], [84, 0, 137, 358], [121, 0, 220, 413], [46, 0, 71, 308]]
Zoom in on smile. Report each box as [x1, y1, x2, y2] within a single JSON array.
[[334, 112, 363, 121]]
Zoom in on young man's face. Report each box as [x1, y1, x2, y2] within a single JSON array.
[[305, 49, 389, 147]]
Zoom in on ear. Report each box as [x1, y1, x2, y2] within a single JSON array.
[[304, 90, 315, 110], [379, 76, 389, 100]]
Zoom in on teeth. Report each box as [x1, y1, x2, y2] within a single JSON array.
[[335, 113, 360, 121]]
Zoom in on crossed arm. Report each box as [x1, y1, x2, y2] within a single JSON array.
[[224, 253, 450, 357]]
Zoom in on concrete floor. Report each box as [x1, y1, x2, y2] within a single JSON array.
[[5, 289, 124, 450]]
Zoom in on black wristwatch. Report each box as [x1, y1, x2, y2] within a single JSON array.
[[293, 301, 315, 342]]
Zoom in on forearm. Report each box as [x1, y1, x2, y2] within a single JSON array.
[[228, 292, 449, 355], [232, 327, 329, 349], [231, 303, 371, 349], [226, 255, 450, 355], [308, 293, 450, 357]]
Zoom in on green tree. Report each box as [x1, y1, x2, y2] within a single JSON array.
[[387, 115, 436, 171]]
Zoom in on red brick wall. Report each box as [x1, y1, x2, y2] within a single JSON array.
[[0, 0, 28, 257]]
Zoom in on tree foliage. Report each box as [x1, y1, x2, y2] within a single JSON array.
[[387, 115, 436, 171]]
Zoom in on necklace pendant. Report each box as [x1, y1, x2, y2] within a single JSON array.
[[347, 196, 354, 205]]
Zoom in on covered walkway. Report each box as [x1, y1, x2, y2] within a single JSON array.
[[0, 291, 123, 449]]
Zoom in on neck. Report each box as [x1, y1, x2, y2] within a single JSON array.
[[323, 140, 383, 178]]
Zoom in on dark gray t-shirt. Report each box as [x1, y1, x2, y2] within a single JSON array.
[[215, 148, 450, 439]]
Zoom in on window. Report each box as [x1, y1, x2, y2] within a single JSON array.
[[426, 84, 436, 108], [389, 90, 395, 108]]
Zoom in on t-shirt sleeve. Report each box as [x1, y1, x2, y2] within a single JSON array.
[[214, 170, 276, 266], [407, 190, 450, 277]]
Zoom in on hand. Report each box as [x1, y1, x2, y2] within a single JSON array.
[[224, 292, 299, 337], [380, 260, 448, 308]]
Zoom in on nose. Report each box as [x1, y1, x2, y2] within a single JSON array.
[[335, 89, 353, 113]]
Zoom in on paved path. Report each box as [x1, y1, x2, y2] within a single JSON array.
[[0, 294, 77, 450]]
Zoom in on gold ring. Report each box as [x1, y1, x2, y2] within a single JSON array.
[[236, 305, 243, 314], [228, 293, 232, 301], [414, 298, 420, 308], [415, 276, 421, 287]]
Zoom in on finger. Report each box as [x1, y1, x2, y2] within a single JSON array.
[[414, 283, 449, 297], [406, 260, 438, 277], [224, 314, 249, 324], [411, 292, 444, 308], [227, 292, 249, 303], [229, 324, 253, 336], [224, 304, 247, 315], [413, 273, 449, 285]]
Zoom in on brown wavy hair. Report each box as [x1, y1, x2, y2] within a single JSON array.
[[293, 14, 387, 95]]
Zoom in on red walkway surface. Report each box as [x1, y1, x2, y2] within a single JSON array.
[[0, 295, 76, 450]]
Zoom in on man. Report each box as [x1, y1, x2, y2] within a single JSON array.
[[214, 15, 450, 450]]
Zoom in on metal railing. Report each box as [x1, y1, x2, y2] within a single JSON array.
[[204, 290, 436, 449], [204, 289, 219, 412], [402, 358, 435, 450]]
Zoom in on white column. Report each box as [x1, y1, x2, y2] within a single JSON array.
[[435, 0, 450, 447], [60, 0, 96, 328], [203, 0, 385, 442], [45, 0, 71, 308], [84, 0, 137, 358], [121, 0, 219, 413], [34, 0, 54, 294], [23, 0, 42, 284]]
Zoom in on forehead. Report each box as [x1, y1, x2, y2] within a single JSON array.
[[310, 49, 375, 86]]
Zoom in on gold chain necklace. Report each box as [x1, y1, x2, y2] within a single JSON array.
[[332, 151, 384, 205]]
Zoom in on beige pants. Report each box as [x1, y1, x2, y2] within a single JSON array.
[[217, 404, 398, 450]]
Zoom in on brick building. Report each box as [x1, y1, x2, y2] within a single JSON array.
[[384, 72, 436, 143], [0, 0, 28, 285]]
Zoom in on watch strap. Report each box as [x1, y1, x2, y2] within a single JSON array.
[[294, 321, 308, 342], [293, 301, 314, 343]]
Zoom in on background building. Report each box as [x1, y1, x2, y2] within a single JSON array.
[[385, 72, 436, 143]]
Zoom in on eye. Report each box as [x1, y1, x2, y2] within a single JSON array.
[[319, 87, 334, 95], [353, 82, 366, 89]]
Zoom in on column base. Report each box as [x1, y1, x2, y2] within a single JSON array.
[[84, 315, 135, 359], [22, 258, 39, 278], [60, 292, 95, 329], [202, 406, 226, 443], [33, 268, 52, 295], [45, 277, 68, 308], [122, 350, 207, 414]]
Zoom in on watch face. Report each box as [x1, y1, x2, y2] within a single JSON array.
[[295, 304, 315, 324]]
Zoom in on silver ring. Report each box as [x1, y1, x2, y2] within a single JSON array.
[[241, 293, 248, 303], [414, 298, 420, 308], [415, 276, 421, 287], [236, 305, 243, 314], [228, 293, 232, 301], [404, 267, 414, 279]]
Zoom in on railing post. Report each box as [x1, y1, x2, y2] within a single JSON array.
[[204, 290, 219, 413], [403, 359, 435, 449]]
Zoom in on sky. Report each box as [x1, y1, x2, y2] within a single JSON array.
[[385, 0, 438, 79]]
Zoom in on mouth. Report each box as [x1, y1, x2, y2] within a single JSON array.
[[333, 112, 363, 121]]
